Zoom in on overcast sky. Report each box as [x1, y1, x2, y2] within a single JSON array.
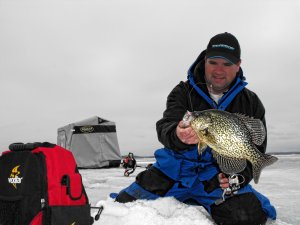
[[0, 0, 299, 155]]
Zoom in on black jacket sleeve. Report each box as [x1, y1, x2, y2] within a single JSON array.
[[253, 94, 267, 154], [240, 93, 267, 185], [156, 82, 196, 151]]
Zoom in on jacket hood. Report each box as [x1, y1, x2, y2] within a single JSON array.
[[187, 50, 246, 86]]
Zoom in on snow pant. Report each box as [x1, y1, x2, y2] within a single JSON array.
[[115, 167, 268, 225], [113, 148, 276, 225]]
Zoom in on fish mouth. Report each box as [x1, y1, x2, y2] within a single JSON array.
[[192, 111, 204, 117]]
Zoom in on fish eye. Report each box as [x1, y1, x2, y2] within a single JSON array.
[[194, 112, 200, 117]]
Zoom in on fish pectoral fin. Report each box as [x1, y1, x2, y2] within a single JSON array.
[[234, 113, 266, 146], [197, 142, 208, 155], [212, 151, 247, 174]]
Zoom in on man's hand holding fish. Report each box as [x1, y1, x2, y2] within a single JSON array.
[[176, 120, 198, 145]]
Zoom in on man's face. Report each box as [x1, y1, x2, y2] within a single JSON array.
[[204, 57, 241, 94]]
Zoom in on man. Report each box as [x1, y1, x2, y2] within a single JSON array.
[[114, 32, 276, 225]]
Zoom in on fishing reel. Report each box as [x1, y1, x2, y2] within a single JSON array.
[[215, 174, 245, 205], [122, 153, 153, 177], [225, 174, 241, 195], [122, 152, 137, 177]]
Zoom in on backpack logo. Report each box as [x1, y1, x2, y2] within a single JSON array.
[[71, 222, 76, 225], [8, 165, 23, 189]]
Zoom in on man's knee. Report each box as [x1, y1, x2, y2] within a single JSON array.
[[115, 166, 175, 203], [211, 193, 267, 225], [135, 166, 175, 196]]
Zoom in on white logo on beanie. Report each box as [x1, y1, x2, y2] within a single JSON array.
[[212, 44, 235, 50]]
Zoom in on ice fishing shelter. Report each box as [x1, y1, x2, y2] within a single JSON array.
[[57, 116, 121, 168]]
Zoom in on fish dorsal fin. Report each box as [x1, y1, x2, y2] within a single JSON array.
[[212, 150, 247, 174], [235, 113, 266, 146]]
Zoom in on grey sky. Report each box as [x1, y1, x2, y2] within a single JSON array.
[[1, 0, 299, 155]]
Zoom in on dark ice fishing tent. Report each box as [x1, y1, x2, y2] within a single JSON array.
[[57, 116, 121, 168]]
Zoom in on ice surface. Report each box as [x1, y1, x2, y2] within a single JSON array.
[[81, 155, 300, 225]]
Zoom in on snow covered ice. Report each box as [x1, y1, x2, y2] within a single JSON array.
[[81, 155, 300, 225]]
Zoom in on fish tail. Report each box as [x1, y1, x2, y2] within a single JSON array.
[[253, 154, 278, 184]]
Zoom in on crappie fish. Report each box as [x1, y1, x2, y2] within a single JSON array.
[[183, 109, 278, 183]]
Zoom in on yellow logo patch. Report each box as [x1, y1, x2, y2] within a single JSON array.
[[8, 165, 23, 189]]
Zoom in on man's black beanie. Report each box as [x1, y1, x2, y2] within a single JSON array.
[[206, 32, 241, 64]]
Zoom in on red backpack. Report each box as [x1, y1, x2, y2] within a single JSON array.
[[0, 142, 94, 225]]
